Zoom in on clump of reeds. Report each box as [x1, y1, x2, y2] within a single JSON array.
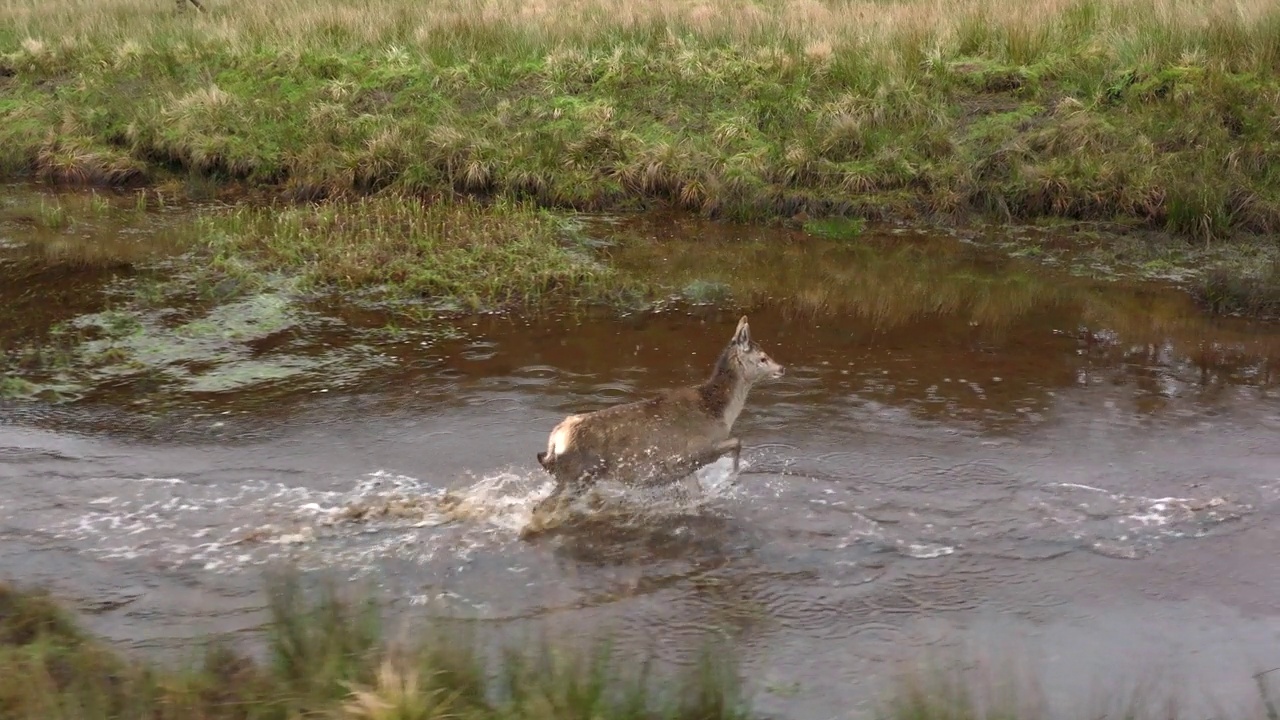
[[0, 573, 750, 720]]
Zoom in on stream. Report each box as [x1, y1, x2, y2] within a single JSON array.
[[2, 185, 1279, 719]]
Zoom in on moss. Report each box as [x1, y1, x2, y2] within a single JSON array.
[[803, 217, 867, 241], [0, 376, 46, 400]]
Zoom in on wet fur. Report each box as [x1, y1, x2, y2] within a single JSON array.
[[528, 316, 783, 533]]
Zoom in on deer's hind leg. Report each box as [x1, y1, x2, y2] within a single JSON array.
[[525, 451, 605, 537], [524, 479, 577, 538]]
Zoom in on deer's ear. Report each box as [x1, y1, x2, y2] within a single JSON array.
[[731, 316, 751, 346]]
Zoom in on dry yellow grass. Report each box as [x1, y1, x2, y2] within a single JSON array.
[[2, 0, 1276, 57]]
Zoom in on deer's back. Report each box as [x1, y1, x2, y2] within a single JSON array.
[[559, 387, 727, 482]]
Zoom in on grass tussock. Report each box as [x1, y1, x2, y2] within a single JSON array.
[[1196, 262, 1280, 318], [34, 138, 148, 186], [197, 196, 635, 308], [0, 575, 749, 720], [876, 660, 1044, 720], [5, 578, 1280, 720], [876, 655, 1280, 720], [0, 0, 1279, 236]]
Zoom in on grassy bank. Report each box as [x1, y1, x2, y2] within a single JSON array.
[[0, 575, 749, 720], [4, 577, 1280, 720], [1, 0, 1280, 238]]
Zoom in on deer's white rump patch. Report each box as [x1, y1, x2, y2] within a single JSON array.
[[546, 415, 583, 457]]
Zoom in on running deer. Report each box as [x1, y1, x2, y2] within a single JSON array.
[[527, 316, 785, 531]]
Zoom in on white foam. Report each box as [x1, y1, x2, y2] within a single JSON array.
[[901, 542, 955, 559], [46, 454, 765, 577], [1042, 482, 1245, 557], [1056, 482, 1110, 494], [441, 469, 552, 533]]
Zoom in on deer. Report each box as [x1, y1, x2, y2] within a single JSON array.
[[525, 315, 785, 534]]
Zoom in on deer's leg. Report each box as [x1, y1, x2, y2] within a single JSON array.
[[530, 451, 604, 517], [528, 480, 565, 527], [693, 438, 740, 472], [525, 475, 585, 538], [654, 438, 743, 486], [720, 437, 742, 473]]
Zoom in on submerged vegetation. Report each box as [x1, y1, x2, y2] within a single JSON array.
[[1197, 261, 1280, 317], [0, 192, 638, 403], [0, 0, 1279, 238]]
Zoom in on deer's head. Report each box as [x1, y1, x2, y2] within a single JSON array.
[[726, 316, 785, 384]]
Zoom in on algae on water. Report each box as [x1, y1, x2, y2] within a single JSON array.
[[38, 292, 394, 399], [183, 356, 354, 393], [177, 293, 297, 342], [75, 292, 300, 374]]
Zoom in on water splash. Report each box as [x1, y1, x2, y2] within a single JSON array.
[[1038, 482, 1248, 559], [328, 469, 549, 534], [46, 458, 754, 575]]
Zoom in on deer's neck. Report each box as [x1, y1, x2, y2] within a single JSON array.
[[699, 351, 752, 429]]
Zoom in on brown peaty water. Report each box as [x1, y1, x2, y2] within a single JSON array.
[[2, 187, 1280, 719]]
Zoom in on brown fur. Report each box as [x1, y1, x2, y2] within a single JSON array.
[[526, 316, 784, 533]]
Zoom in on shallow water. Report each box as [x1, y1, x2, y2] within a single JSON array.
[[3, 187, 1280, 718]]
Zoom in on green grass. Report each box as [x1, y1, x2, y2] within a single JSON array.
[[4, 197, 73, 230], [1, 0, 1279, 238], [0, 375, 42, 399], [5, 577, 1280, 720], [194, 195, 639, 309], [803, 217, 867, 241], [0, 575, 750, 720]]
